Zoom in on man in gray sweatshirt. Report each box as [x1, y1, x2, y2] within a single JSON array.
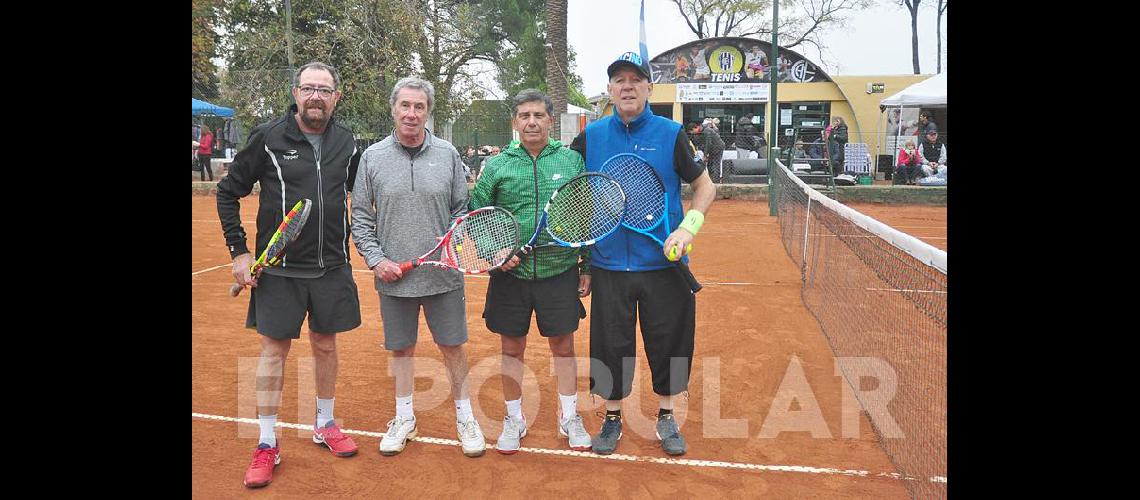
[[350, 76, 485, 458]]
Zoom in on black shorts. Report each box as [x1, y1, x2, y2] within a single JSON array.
[[483, 267, 586, 337], [588, 267, 696, 400], [246, 265, 362, 339]]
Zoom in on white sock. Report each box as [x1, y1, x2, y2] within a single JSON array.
[[316, 398, 335, 428], [559, 393, 578, 423], [258, 414, 277, 447], [455, 399, 474, 421], [505, 398, 523, 421], [396, 394, 414, 419]]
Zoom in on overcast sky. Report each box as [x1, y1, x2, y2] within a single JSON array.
[[566, 0, 948, 97]]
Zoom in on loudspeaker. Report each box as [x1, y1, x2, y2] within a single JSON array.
[[877, 154, 895, 180]]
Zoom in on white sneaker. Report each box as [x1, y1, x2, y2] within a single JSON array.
[[495, 415, 527, 455], [379, 415, 417, 456], [558, 413, 592, 451], [457, 417, 486, 457]]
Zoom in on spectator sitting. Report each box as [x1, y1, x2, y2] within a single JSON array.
[[894, 139, 923, 185], [918, 128, 947, 178]]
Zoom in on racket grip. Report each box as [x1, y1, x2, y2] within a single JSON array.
[[398, 261, 416, 273], [676, 261, 702, 293], [230, 263, 260, 297]]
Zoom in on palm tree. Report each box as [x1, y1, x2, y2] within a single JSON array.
[[545, 0, 568, 139]]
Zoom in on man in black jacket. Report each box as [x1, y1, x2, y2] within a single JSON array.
[[701, 117, 725, 181], [216, 61, 363, 488]]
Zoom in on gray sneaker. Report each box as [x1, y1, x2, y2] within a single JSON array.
[[592, 414, 622, 455], [495, 415, 527, 455], [558, 414, 592, 451], [655, 414, 686, 456], [379, 415, 417, 456], [457, 417, 486, 457]]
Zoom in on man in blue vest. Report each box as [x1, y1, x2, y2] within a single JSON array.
[[569, 51, 717, 456]]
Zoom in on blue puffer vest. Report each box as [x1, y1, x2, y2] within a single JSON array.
[[584, 105, 687, 271]]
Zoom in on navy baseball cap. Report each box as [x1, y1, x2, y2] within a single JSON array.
[[607, 51, 652, 79]]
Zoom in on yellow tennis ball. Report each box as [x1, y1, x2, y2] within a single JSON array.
[[455, 244, 463, 252], [667, 243, 694, 261]]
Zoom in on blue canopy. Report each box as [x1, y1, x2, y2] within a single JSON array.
[[192, 98, 234, 118]]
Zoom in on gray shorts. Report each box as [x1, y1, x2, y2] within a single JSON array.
[[378, 288, 468, 350]]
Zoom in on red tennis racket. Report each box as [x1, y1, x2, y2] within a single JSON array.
[[398, 206, 521, 274]]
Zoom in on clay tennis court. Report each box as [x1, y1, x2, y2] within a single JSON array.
[[192, 193, 946, 497]]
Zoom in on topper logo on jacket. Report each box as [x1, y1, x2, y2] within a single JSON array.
[[283, 149, 299, 160]]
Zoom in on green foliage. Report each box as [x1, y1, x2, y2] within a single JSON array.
[[192, 0, 221, 99], [207, 0, 592, 140], [493, 0, 588, 110]]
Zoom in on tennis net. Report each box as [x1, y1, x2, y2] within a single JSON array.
[[772, 159, 947, 499]]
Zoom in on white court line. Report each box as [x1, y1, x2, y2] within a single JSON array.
[[191, 412, 945, 484], [192, 264, 230, 276], [865, 287, 947, 295]]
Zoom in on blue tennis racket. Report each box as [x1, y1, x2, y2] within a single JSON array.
[[599, 153, 702, 293]]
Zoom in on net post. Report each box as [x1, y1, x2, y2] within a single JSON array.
[[801, 196, 811, 281], [768, 147, 781, 216]]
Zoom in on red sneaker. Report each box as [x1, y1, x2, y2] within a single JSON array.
[[243, 443, 280, 488], [313, 421, 359, 457]]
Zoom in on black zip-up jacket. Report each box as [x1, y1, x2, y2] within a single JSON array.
[[216, 105, 361, 271]]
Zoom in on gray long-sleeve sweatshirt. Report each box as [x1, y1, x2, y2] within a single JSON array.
[[350, 131, 469, 297]]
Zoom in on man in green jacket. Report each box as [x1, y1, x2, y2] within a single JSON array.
[[469, 89, 593, 454]]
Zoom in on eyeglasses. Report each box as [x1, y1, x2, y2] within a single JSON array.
[[297, 86, 336, 98]]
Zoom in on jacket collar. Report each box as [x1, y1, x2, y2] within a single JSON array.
[[505, 138, 562, 160], [284, 104, 338, 141], [389, 128, 435, 156], [611, 103, 653, 132]]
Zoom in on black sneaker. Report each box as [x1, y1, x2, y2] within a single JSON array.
[[592, 414, 623, 455], [655, 414, 687, 456]]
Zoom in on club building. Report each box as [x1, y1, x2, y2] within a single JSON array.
[[591, 37, 939, 173]]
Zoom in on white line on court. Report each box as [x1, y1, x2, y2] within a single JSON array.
[[192, 265, 230, 276], [191, 412, 945, 484], [864, 287, 947, 294]]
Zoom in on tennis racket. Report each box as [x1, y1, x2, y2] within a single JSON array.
[[230, 198, 313, 297], [599, 153, 702, 293], [398, 206, 520, 274], [518, 172, 626, 254]]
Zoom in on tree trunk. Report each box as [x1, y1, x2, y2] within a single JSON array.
[[936, 0, 945, 73], [910, 3, 921, 74], [902, 0, 921, 74], [545, 0, 568, 140]]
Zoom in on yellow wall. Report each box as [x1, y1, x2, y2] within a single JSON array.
[[831, 75, 933, 155], [598, 74, 933, 156]]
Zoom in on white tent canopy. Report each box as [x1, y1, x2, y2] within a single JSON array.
[[880, 72, 946, 108], [876, 73, 947, 177]]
